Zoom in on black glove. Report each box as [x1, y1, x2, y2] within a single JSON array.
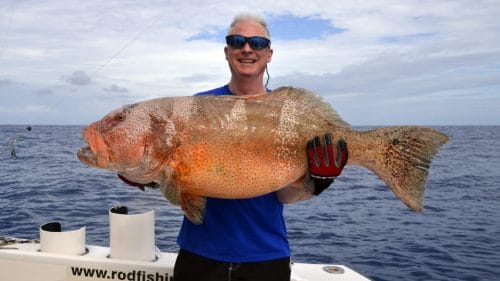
[[306, 134, 348, 195]]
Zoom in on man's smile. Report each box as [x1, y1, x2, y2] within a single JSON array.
[[238, 59, 256, 64]]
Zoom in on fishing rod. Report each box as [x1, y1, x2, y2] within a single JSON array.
[[3, 8, 164, 158], [7, 126, 32, 160]]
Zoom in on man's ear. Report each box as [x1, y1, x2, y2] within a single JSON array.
[[224, 46, 229, 61], [267, 48, 273, 63]]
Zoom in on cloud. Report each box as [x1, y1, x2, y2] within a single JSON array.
[[271, 49, 500, 97], [0, 78, 13, 87], [63, 70, 92, 86], [0, 0, 499, 125], [179, 73, 219, 84], [0, 104, 51, 114], [103, 84, 128, 93], [35, 89, 54, 97]]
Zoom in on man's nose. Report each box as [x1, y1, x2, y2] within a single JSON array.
[[241, 42, 253, 52]]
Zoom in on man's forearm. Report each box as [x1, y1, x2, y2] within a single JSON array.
[[276, 173, 315, 204]]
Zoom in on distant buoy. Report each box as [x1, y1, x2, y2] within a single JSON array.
[[26, 126, 32, 131]]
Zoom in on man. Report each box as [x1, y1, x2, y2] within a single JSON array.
[[173, 14, 348, 281]]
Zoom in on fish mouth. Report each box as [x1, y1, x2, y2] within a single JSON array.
[[77, 124, 110, 168], [77, 146, 97, 166]]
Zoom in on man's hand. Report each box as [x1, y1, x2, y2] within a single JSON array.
[[306, 134, 348, 195]]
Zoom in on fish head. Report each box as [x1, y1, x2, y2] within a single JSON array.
[[77, 101, 175, 184]]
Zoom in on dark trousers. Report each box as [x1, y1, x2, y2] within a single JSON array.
[[173, 249, 291, 281]]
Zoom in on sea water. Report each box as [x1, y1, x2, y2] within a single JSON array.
[[1, 125, 499, 281]]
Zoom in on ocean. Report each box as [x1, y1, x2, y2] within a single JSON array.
[[1, 125, 499, 281]]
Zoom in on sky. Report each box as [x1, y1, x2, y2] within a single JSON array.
[[0, 0, 499, 125]]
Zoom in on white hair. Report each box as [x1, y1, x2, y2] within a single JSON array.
[[227, 13, 271, 38]]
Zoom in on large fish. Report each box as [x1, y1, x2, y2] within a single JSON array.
[[77, 87, 449, 224]]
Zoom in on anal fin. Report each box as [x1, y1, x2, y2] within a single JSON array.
[[180, 194, 207, 225]]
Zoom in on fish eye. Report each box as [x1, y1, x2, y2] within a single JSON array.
[[116, 113, 126, 121]]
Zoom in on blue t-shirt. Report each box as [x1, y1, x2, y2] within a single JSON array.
[[176, 85, 290, 263]]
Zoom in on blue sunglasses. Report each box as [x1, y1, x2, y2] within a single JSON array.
[[226, 35, 271, 50]]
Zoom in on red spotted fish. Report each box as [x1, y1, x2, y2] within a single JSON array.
[[77, 87, 449, 224]]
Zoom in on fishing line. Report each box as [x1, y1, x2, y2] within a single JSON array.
[[264, 66, 270, 87], [89, 13, 164, 78], [46, 11, 166, 113], [4, 8, 163, 157], [0, 19, 9, 63], [0, 2, 16, 65]]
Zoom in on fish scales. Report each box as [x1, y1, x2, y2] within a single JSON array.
[[168, 88, 345, 200], [77, 86, 449, 224]]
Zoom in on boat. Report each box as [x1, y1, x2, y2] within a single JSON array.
[[0, 206, 370, 281], [0, 238, 370, 281]]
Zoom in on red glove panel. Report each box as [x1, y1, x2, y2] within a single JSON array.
[[306, 134, 348, 195]]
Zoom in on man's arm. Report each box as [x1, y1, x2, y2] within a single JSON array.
[[276, 173, 315, 203]]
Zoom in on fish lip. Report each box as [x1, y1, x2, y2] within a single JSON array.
[[79, 125, 110, 168], [77, 144, 110, 168], [77, 146, 97, 166]]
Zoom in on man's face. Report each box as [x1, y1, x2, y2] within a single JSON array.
[[225, 20, 273, 79]]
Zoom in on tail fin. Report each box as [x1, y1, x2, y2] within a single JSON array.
[[348, 126, 449, 212]]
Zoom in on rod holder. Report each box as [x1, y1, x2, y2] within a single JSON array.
[[39, 222, 86, 255], [109, 206, 156, 261]]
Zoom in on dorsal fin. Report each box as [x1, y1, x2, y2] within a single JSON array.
[[270, 86, 351, 129]]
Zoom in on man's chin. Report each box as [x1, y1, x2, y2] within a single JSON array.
[[235, 66, 265, 77]]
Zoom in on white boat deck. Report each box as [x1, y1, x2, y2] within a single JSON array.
[[0, 237, 370, 281]]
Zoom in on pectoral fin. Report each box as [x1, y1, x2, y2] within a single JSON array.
[[159, 167, 181, 205], [159, 166, 207, 224]]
